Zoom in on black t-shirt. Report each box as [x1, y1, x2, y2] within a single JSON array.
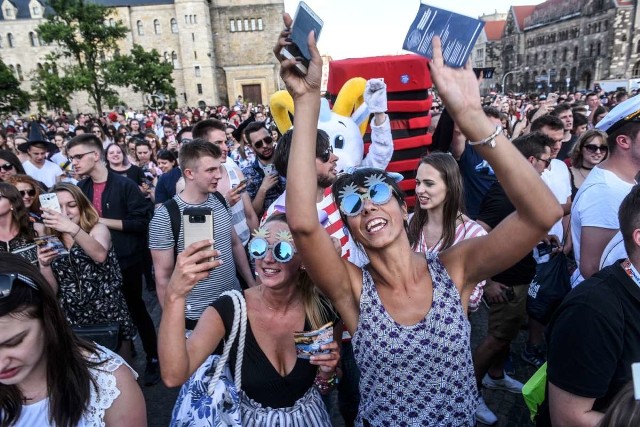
[[477, 181, 536, 285], [536, 262, 640, 426], [211, 293, 339, 409], [556, 134, 578, 162], [107, 164, 145, 186]]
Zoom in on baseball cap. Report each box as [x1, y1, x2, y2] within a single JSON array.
[[595, 95, 640, 133]]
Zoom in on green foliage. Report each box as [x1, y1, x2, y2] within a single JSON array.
[[34, 0, 175, 114], [0, 59, 31, 115], [31, 61, 73, 112], [108, 44, 176, 99]]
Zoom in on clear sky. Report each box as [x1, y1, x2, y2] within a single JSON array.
[[282, 0, 545, 59]]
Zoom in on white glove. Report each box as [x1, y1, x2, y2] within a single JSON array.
[[364, 79, 388, 113]]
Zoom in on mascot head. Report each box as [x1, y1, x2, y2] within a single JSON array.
[[270, 77, 370, 173]]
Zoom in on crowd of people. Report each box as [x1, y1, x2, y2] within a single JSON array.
[[0, 13, 640, 427]]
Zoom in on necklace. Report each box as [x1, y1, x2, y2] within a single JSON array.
[[577, 165, 592, 180], [260, 288, 301, 314]]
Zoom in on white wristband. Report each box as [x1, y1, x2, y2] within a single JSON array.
[[468, 125, 502, 148]]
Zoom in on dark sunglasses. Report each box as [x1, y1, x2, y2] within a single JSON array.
[[248, 238, 296, 263], [0, 273, 39, 298], [253, 135, 273, 149], [339, 183, 394, 217], [584, 144, 608, 154], [19, 189, 36, 197], [318, 146, 333, 163], [536, 157, 551, 168], [431, 106, 441, 111], [180, 138, 193, 144], [0, 163, 14, 171]]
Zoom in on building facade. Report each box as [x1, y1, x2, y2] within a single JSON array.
[[0, 0, 284, 112], [501, 0, 637, 94]]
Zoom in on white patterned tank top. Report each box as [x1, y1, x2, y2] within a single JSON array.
[[352, 252, 477, 426]]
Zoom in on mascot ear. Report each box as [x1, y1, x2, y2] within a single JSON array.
[[269, 91, 295, 134], [332, 77, 368, 136]]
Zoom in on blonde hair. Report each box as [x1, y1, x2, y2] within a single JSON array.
[[263, 213, 337, 329], [49, 183, 99, 237]]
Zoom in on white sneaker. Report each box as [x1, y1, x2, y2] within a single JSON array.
[[476, 395, 498, 425], [482, 372, 524, 394]]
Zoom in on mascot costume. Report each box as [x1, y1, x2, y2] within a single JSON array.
[[264, 77, 394, 264]]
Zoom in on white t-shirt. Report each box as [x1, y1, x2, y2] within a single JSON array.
[[541, 159, 572, 244], [570, 166, 634, 286], [22, 160, 63, 189], [600, 231, 627, 270]]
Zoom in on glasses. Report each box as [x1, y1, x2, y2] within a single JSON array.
[[0, 273, 39, 298], [68, 151, 96, 162], [536, 157, 551, 168], [253, 135, 273, 149], [318, 146, 333, 163], [431, 106, 441, 111], [584, 144, 608, 154], [180, 138, 193, 144], [19, 189, 36, 197], [248, 238, 296, 263], [339, 183, 394, 217], [0, 163, 14, 172]]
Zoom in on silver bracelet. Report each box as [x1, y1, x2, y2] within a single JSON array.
[[468, 125, 502, 148]]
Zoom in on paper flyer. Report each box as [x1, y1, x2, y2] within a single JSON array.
[[34, 235, 69, 256], [403, 4, 485, 68], [294, 322, 333, 359]]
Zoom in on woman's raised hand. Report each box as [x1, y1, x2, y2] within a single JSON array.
[[166, 240, 222, 300], [273, 13, 322, 100], [41, 207, 78, 235]]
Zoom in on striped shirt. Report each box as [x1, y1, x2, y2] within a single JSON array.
[[149, 193, 240, 320], [412, 216, 488, 311]]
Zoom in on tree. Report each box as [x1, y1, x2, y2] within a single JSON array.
[[0, 58, 31, 115], [31, 63, 74, 112], [34, 1, 178, 114], [108, 44, 176, 100]]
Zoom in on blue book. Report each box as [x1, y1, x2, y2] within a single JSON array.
[[403, 4, 485, 68]]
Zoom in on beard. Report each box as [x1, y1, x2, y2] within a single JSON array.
[[317, 173, 336, 189], [256, 150, 272, 161]]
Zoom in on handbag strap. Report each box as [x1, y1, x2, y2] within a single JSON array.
[[208, 289, 247, 394]]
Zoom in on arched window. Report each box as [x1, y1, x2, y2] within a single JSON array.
[[9, 64, 15, 76], [636, 39, 640, 54], [633, 60, 640, 77], [171, 51, 178, 68], [164, 51, 169, 62], [171, 18, 178, 33], [154, 19, 160, 34], [29, 32, 37, 46], [137, 20, 144, 36], [597, 43, 601, 56], [36, 63, 43, 71], [16, 64, 23, 81], [573, 46, 579, 60], [7, 33, 14, 48]]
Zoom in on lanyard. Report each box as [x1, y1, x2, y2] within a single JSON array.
[[622, 259, 640, 289]]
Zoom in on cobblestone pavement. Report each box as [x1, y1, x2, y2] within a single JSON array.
[[133, 288, 535, 426]]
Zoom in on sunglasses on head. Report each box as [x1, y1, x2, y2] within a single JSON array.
[[318, 146, 333, 163], [584, 144, 608, 154], [19, 189, 36, 197], [248, 238, 296, 263], [253, 135, 273, 149], [0, 273, 39, 298], [0, 163, 14, 171], [339, 182, 394, 217]]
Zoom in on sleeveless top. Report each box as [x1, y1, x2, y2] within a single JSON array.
[[12, 346, 137, 427], [352, 252, 477, 426], [51, 243, 136, 340]]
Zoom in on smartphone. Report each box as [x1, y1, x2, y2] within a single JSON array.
[[183, 208, 214, 262], [263, 164, 276, 176], [232, 179, 248, 193], [39, 193, 61, 213], [280, 1, 324, 74]]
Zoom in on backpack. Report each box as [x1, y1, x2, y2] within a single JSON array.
[[163, 192, 228, 260]]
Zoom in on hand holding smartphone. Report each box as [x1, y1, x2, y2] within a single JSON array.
[[183, 208, 214, 263], [279, 1, 324, 75], [39, 193, 61, 213]]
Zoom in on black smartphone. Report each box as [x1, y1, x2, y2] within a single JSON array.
[[280, 1, 324, 75]]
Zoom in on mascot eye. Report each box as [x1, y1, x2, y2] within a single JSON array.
[[334, 135, 345, 150]]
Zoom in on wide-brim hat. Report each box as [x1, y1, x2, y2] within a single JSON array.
[[17, 121, 57, 153], [596, 94, 640, 133]]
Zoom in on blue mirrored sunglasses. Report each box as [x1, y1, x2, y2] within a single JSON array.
[[339, 183, 394, 217], [248, 238, 296, 263]]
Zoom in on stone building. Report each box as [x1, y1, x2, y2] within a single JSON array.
[[501, 5, 536, 93], [474, 19, 506, 94], [0, 0, 284, 112], [500, 0, 636, 94]]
